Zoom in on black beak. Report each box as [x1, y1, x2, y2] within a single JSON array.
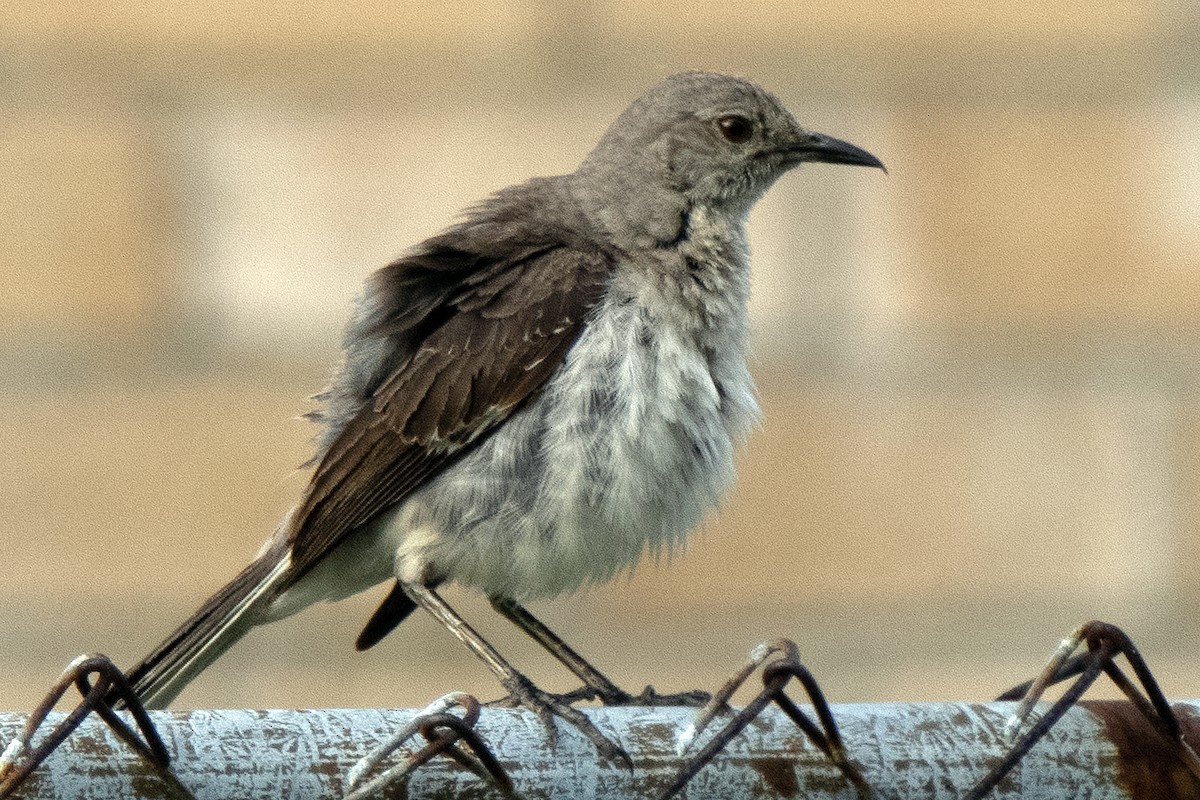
[[793, 131, 886, 173]]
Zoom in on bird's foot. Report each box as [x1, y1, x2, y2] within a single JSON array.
[[512, 683, 711, 708], [490, 674, 632, 769], [537, 681, 705, 705], [500, 683, 711, 708], [623, 685, 712, 707]]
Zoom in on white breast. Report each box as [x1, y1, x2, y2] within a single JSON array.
[[268, 209, 762, 620], [392, 210, 762, 600]]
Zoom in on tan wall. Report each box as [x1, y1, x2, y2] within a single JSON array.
[[2, 2, 1198, 711]]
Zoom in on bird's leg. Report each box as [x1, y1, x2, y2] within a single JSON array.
[[401, 582, 631, 767], [490, 596, 712, 708], [489, 595, 633, 705]]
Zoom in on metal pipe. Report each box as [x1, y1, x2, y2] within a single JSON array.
[[2, 700, 1197, 799]]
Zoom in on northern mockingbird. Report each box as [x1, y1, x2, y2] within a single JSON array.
[[126, 71, 884, 760]]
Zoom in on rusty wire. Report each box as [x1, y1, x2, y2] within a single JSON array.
[[6, 622, 1199, 799], [0, 653, 192, 800], [344, 691, 514, 800], [660, 638, 873, 800], [965, 620, 1200, 799]]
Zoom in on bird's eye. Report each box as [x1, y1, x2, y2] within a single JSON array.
[[717, 115, 754, 143]]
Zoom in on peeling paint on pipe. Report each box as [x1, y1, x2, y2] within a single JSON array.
[[2, 701, 1198, 798]]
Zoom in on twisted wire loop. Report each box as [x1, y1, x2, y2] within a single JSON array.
[[343, 691, 515, 800], [966, 620, 1200, 799], [660, 639, 873, 800], [0, 653, 193, 800]]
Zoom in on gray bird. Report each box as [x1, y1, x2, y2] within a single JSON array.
[[126, 70, 884, 760]]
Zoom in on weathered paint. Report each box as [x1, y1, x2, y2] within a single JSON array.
[[1085, 701, 1200, 800], [1, 701, 1197, 798]]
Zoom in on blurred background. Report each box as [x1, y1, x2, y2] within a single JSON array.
[[2, 1, 1199, 713]]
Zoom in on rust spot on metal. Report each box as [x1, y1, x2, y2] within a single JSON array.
[[1174, 704, 1200, 753], [750, 757, 798, 797], [128, 773, 177, 798], [309, 753, 342, 779], [1084, 700, 1200, 800], [630, 720, 680, 746]]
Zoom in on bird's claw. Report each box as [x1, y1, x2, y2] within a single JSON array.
[[626, 685, 712, 707], [492, 674, 633, 769]]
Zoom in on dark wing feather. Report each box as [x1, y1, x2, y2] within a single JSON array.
[[286, 243, 611, 578]]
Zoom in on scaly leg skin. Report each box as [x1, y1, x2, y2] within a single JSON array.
[[403, 583, 632, 768], [490, 596, 711, 708]]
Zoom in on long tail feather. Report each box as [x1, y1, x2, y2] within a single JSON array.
[[126, 551, 291, 709]]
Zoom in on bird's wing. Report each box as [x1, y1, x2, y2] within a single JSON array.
[[286, 242, 611, 579]]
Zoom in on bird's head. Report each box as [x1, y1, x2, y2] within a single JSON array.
[[575, 71, 884, 238]]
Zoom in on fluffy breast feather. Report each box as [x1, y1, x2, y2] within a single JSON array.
[[394, 208, 761, 599]]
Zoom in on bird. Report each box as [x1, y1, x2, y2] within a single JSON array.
[[124, 70, 884, 761]]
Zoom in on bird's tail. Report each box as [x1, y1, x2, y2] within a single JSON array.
[[125, 548, 292, 709]]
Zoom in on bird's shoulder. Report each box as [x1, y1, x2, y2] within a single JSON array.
[[309, 177, 609, 448], [286, 180, 614, 574]]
